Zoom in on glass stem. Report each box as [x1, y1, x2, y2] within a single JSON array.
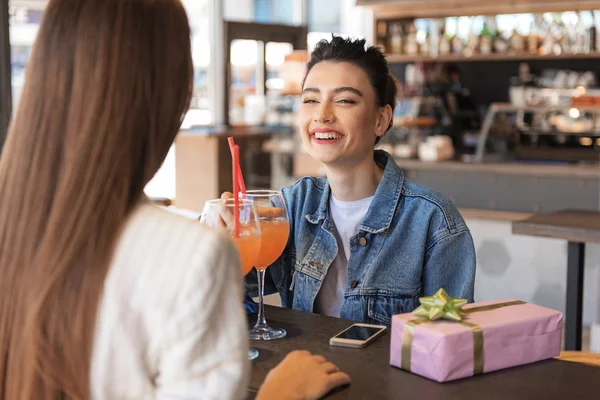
[[254, 268, 268, 329]]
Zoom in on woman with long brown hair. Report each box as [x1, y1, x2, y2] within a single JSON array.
[[0, 0, 349, 399]]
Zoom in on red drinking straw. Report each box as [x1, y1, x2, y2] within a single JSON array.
[[233, 144, 240, 237], [227, 137, 247, 194]]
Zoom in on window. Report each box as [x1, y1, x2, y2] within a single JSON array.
[[266, 41, 294, 94], [6, 0, 211, 200], [308, 0, 341, 33], [229, 39, 259, 125], [307, 0, 372, 51], [149, 0, 214, 200], [181, 0, 212, 129], [254, 0, 295, 25], [9, 0, 46, 112], [224, 0, 297, 25]]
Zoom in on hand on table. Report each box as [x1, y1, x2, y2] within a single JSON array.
[[256, 350, 351, 400]]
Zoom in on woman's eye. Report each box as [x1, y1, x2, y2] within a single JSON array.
[[302, 99, 318, 104], [336, 99, 356, 104]]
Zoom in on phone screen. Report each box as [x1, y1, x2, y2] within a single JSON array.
[[334, 325, 384, 341]]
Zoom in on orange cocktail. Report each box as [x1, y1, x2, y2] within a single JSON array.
[[233, 234, 261, 276], [242, 190, 290, 341], [200, 198, 262, 278], [254, 219, 289, 270]]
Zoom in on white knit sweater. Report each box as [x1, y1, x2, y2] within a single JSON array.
[[90, 203, 249, 399]]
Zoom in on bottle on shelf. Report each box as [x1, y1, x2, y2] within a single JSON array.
[[509, 29, 525, 54], [420, 31, 431, 57], [558, 22, 571, 54], [578, 27, 589, 54], [528, 15, 542, 54], [539, 26, 555, 56], [479, 21, 493, 54], [592, 10, 600, 52], [376, 20, 390, 53], [494, 31, 509, 53], [405, 22, 419, 56], [572, 13, 590, 54], [590, 23, 597, 52], [439, 27, 452, 56], [466, 24, 479, 57], [451, 33, 465, 55], [429, 20, 441, 57], [390, 22, 404, 54]]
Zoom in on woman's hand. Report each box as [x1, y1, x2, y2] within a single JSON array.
[[217, 192, 234, 227], [256, 350, 351, 400]]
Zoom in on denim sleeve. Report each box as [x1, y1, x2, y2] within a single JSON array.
[[423, 229, 476, 302]]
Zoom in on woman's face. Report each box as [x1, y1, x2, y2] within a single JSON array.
[[299, 61, 391, 167]]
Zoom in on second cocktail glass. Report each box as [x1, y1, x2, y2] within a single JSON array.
[[242, 190, 290, 341], [200, 198, 262, 357]]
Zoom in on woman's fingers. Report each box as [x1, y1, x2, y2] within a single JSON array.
[[257, 206, 284, 218], [321, 361, 340, 374]]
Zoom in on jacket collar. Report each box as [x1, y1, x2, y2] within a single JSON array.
[[305, 150, 404, 234]]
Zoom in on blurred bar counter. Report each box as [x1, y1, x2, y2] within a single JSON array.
[[293, 151, 600, 218], [174, 126, 294, 211], [175, 126, 600, 217]]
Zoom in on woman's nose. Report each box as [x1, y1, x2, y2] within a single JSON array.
[[314, 102, 335, 124]]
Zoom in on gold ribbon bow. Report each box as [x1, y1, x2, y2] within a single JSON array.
[[413, 288, 468, 322], [401, 289, 525, 377]]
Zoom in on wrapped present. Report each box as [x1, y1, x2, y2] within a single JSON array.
[[390, 289, 563, 382]]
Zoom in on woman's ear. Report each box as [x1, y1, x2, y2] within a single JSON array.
[[375, 105, 393, 138]]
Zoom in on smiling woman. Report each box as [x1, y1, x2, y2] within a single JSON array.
[[245, 36, 477, 326], [299, 60, 393, 170]]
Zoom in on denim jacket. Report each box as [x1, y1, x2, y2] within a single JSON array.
[[247, 150, 476, 326]]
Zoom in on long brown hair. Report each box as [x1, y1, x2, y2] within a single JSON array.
[[0, 0, 193, 398]]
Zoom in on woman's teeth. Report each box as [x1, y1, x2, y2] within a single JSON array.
[[314, 132, 342, 140]]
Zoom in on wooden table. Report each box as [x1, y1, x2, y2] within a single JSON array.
[[512, 209, 600, 351], [248, 306, 600, 399]]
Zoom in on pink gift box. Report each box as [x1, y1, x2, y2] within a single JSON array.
[[390, 299, 563, 382]]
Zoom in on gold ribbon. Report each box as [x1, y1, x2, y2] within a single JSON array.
[[465, 300, 525, 315], [400, 290, 525, 376]]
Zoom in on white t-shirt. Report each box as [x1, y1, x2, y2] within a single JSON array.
[[314, 194, 373, 317]]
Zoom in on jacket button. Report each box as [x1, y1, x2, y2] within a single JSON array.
[[358, 237, 367, 246], [350, 280, 358, 289]]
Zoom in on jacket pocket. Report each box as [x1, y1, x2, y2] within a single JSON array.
[[367, 293, 421, 326], [290, 261, 321, 313]]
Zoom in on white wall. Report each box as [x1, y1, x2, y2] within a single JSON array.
[[340, 0, 373, 43], [468, 217, 600, 327]]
